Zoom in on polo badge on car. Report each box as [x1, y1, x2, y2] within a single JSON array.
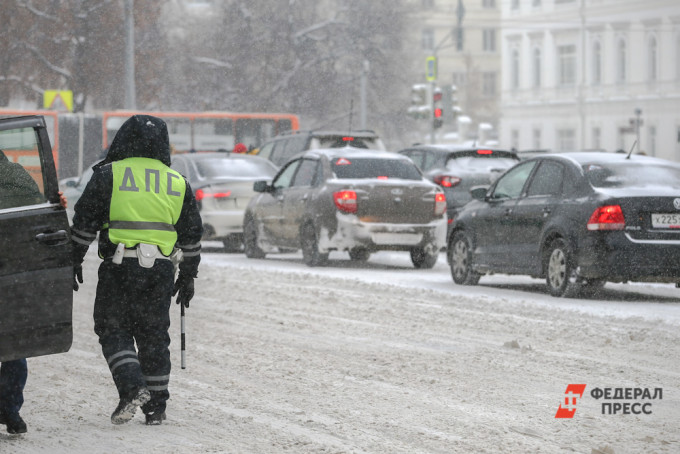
[[674, 198, 680, 210]]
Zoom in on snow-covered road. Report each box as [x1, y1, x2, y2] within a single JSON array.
[[4, 249, 680, 453]]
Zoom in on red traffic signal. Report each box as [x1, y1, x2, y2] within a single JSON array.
[[434, 107, 442, 118]]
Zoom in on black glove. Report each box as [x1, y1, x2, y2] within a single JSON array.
[[73, 264, 83, 291], [173, 273, 194, 308]]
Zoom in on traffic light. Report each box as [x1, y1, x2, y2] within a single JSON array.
[[408, 84, 431, 120], [433, 87, 443, 129]]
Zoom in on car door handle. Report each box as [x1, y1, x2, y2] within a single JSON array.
[[504, 208, 512, 215], [543, 207, 552, 216], [35, 230, 69, 245]]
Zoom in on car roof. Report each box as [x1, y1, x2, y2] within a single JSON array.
[[302, 147, 411, 161], [172, 151, 269, 162], [530, 151, 680, 167], [276, 129, 380, 139], [402, 144, 516, 154]]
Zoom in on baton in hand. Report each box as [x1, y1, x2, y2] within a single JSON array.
[[180, 303, 186, 369]]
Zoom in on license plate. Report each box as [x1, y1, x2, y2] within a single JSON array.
[[651, 213, 680, 229], [372, 233, 422, 245]]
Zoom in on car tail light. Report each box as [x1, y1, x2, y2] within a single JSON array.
[[433, 175, 461, 188], [477, 149, 493, 155], [587, 205, 625, 231], [195, 188, 232, 201], [434, 192, 447, 216], [334, 190, 357, 213]]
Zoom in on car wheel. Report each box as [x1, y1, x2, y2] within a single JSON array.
[[448, 231, 480, 285], [301, 223, 328, 267], [243, 218, 266, 259], [545, 238, 579, 297], [222, 236, 243, 253], [348, 248, 370, 262], [410, 247, 438, 269]]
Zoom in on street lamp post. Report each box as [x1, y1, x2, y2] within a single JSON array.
[[124, 0, 136, 110]]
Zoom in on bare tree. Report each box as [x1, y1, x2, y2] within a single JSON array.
[[1, 0, 418, 145]]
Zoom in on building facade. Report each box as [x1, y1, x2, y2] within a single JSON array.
[[500, 0, 680, 159]]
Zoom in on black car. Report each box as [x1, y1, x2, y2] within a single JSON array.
[[447, 152, 680, 297], [256, 129, 386, 167], [398, 145, 519, 232], [0, 115, 73, 360]]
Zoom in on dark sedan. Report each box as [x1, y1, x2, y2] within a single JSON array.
[[447, 152, 680, 297], [244, 148, 448, 268], [398, 145, 519, 232]]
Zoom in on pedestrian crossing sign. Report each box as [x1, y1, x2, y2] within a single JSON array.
[[43, 90, 74, 112]]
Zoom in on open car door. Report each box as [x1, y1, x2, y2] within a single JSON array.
[[0, 115, 73, 361]]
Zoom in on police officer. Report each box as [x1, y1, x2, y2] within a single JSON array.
[[70, 115, 202, 426]]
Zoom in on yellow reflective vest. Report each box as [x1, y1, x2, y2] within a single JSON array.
[[108, 157, 186, 256]]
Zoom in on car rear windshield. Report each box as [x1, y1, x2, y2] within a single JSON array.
[[584, 162, 680, 189], [445, 150, 519, 171], [196, 158, 277, 179], [332, 158, 422, 180]]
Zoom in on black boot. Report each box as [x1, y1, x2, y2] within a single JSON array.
[[111, 388, 151, 425], [145, 411, 166, 425], [0, 411, 27, 434]]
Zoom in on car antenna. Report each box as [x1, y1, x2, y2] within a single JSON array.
[[625, 140, 637, 160]]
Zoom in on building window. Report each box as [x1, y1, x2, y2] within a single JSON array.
[[648, 36, 658, 82], [483, 29, 496, 52], [482, 0, 496, 7], [557, 129, 576, 152], [482, 72, 497, 97], [617, 38, 627, 83], [557, 45, 576, 86], [533, 128, 541, 150], [511, 0, 519, 10], [422, 29, 434, 50], [452, 72, 466, 89], [533, 47, 541, 88], [511, 49, 520, 90], [648, 126, 656, 156], [533, 0, 542, 6], [422, 0, 434, 8], [456, 28, 465, 51], [592, 41, 601, 85], [592, 127, 601, 150], [676, 35, 680, 81]]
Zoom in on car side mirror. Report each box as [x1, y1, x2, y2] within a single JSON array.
[[470, 185, 489, 201], [253, 180, 270, 193]]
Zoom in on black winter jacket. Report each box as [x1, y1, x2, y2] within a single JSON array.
[[70, 115, 203, 278]]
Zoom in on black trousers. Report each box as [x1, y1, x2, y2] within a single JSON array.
[[94, 258, 174, 415]]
